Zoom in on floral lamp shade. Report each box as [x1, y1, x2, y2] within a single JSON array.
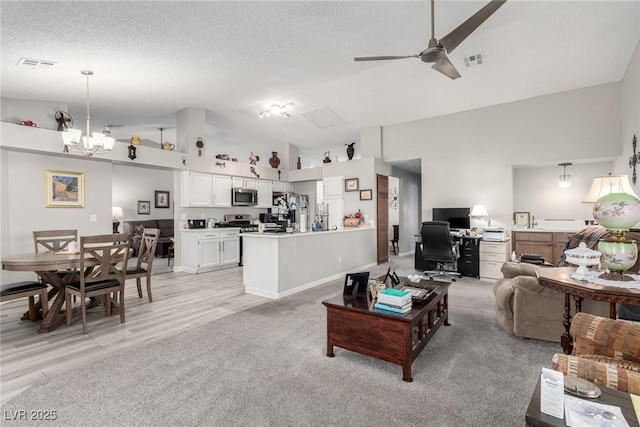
[[593, 192, 640, 279]]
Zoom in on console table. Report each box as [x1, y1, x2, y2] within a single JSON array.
[[322, 279, 450, 382], [536, 267, 640, 354]]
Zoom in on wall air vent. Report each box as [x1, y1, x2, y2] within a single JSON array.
[[463, 53, 483, 68], [301, 106, 345, 129], [16, 57, 57, 68]]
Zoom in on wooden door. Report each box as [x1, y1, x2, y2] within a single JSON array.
[[377, 174, 389, 264]]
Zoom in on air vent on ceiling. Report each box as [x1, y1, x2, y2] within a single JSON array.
[[16, 57, 57, 68], [463, 53, 483, 68], [301, 106, 345, 129]]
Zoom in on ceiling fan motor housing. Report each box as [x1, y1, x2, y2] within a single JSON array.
[[420, 46, 446, 63]]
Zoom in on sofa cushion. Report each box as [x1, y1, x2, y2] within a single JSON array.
[[155, 219, 174, 238], [123, 220, 158, 236], [500, 262, 538, 279]]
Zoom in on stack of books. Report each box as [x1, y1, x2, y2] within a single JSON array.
[[374, 288, 412, 314]]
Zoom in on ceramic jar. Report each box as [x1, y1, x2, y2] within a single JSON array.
[[269, 152, 280, 168]]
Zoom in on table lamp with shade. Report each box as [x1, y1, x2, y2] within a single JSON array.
[[586, 175, 640, 280], [112, 207, 124, 233], [470, 204, 491, 227]]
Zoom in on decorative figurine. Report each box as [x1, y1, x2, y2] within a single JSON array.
[[323, 151, 332, 163], [297, 157, 301, 169], [250, 166, 260, 178], [278, 169, 281, 180], [249, 152, 259, 165]]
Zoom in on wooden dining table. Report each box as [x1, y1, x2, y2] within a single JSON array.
[[2, 251, 100, 333]]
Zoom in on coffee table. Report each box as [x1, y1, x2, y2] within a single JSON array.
[[322, 278, 450, 382], [525, 377, 640, 426]]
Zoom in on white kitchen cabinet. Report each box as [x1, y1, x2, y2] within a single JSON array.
[[232, 177, 257, 190], [244, 178, 257, 190], [256, 180, 273, 208], [480, 239, 511, 280], [232, 177, 244, 188], [181, 229, 240, 273], [181, 171, 212, 207], [272, 181, 284, 192], [212, 175, 232, 207], [284, 182, 295, 192]]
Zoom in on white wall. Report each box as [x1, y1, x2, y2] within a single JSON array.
[[0, 98, 68, 131], [615, 41, 640, 187], [513, 161, 614, 225], [1, 151, 113, 283], [112, 164, 175, 231], [382, 82, 622, 228]]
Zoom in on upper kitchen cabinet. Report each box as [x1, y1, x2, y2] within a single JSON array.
[[212, 175, 232, 207], [256, 180, 273, 208], [272, 181, 295, 193], [232, 177, 257, 190], [181, 171, 212, 207]]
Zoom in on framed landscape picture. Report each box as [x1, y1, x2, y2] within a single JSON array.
[[345, 178, 359, 192], [155, 190, 170, 208], [359, 189, 372, 200], [138, 200, 150, 215], [45, 170, 84, 208]]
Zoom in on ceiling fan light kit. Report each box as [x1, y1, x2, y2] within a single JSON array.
[[354, 0, 506, 80]]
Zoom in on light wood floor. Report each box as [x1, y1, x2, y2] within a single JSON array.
[[0, 267, 268, 405]]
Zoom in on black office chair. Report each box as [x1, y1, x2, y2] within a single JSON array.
[[420, 221, 461, 282]]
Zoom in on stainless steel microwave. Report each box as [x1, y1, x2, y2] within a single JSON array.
[[231, 188, 258, 206]]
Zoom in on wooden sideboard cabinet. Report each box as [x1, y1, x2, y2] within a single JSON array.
[[512, 231, 574, 265]]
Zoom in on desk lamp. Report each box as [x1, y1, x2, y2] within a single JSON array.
[[112, 206, 124, 233], [470, 204, 491, 228], [587, 175, 640, 280]]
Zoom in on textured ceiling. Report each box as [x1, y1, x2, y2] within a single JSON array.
[[1, 1, 639, 155]]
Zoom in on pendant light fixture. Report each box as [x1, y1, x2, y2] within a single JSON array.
[[558, 162, 572, 188], [61, 70, 115, 156]]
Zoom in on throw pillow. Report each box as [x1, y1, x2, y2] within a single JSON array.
[[135, 225, 145, 235]]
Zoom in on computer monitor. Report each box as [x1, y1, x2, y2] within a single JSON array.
[[432, 207, 471, 230], [343, 272, 370, 297]]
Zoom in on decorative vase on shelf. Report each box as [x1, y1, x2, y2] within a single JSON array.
[[346, 142, 355, 160], [269, 151, 280, 168], [296, 157, 301, 170]]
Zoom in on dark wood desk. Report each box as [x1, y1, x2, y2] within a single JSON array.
[[322, 279, 450, 382], [525, 377, 640, 426], [536, 267, 640, 354], [2, 252, 99, 332]]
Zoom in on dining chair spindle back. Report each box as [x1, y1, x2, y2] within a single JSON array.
[[126, 228, 160, 302], [65, 233, 131, 334]]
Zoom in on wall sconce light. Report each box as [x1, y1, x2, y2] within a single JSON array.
[[259, 102, 294, 119], [558, 162, 572, 188]]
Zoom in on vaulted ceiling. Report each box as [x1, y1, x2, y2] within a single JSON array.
[[1, 1, 639, 152]]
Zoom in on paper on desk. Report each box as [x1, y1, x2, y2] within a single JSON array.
[[564, 395, 629, 427], [541, 368, 564, 419], [631, 394, 640, 424]]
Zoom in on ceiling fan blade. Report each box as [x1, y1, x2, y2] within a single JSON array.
[[354, 55, 419, 62], [431, 55, 461, 80], [438, 0, 506, 54]]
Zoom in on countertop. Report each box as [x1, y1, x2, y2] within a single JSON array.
[[243, 226, 375, 239], [181, 228, 241, 232], [511, 228, 581, 233]]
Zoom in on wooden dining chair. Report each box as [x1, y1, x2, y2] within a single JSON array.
[[65, 233, 131, 334], [126, 227, 160, 303], [33, 229, 78, 253], [0, 281, 48, 321]]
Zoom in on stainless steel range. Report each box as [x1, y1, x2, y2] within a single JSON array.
[[216, 214, 258, 266]]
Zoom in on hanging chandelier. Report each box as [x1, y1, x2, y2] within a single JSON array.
[[61, 70, 115, 156]]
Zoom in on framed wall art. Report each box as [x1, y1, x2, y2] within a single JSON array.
[[45, 170, 85, 208], [359, 189, 372, 200], [514, 211, 530, 228], [155, 191, 170, 208], [345, 178, 359, 192], [138, 200, 150, 215]]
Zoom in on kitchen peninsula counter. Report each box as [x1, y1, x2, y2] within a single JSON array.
[[243, 227, 377, 299]]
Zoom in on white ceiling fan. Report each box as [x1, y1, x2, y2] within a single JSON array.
[[354, 0, 506, 79]]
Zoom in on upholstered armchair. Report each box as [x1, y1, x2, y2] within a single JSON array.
[[551, 312, 640, 394], [493, 262, 608, 342]]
